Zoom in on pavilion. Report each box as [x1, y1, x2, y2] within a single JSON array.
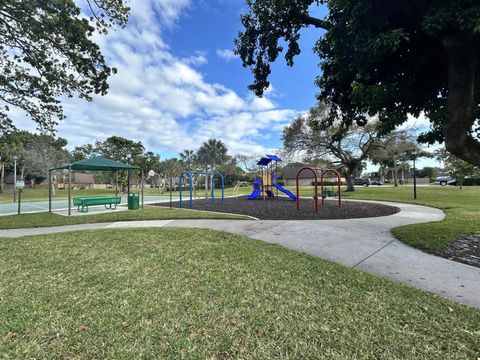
[[50, 157, 143, 216]]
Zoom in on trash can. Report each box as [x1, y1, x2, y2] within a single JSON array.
[[128, 192, 140, 210]]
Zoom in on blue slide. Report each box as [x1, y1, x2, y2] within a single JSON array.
[[273, 183, 297, 201], [247, 188, 261, 200], [247, 179, 262, 200]]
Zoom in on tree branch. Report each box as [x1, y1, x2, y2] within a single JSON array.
[[301, 14, 331, 30]]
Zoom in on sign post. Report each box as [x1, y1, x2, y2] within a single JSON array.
[[15, 181, 24, 215]]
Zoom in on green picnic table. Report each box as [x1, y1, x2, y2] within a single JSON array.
[[73, 196, 121, 213]]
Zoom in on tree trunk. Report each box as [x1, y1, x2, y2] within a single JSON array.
[[205, 165, 209, 191], [0, 162, 4, 193], [345, 165, 358, 192], [443, 37, 480, 166], [392, 154, 398, 187]]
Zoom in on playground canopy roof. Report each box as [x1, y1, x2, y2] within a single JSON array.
[[266, 154, 282, 162], [52, 156, 138, 172], [257, 157, 272, 166]]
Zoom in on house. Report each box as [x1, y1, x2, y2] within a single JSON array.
[[57, 172, 96, 189], [4, 174, 25, 188], [282, 167, 346, 186]]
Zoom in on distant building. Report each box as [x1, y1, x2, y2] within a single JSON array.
[[57, 172, 95, 189], [282, 167, 346, 186], [4, 174, 25, 185]]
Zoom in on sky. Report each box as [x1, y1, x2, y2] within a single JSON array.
[[13, 0, 440, 169]]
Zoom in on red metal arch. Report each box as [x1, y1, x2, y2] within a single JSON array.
[[296, 167, 318, 212], [320, 169, 342, 207]]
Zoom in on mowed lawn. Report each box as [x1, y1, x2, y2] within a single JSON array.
[[1, 228, 479, 359], [0, 205, 246, 230], [292, 185, 480, 253]]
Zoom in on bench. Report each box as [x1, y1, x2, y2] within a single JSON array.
[[73, 196, 121, 213]]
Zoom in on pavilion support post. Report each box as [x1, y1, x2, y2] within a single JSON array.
[[48, 170, 52, 213], [115, 171, 118, 197], [141, 169, 144, 209], [68, 165, 72, 216]]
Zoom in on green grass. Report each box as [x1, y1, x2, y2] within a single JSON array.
[[286, 185, 480, 253], [344, 186, 479, 253], [0, 186, 249, 203], [1, 228, 479, 359], [0, 205, 246, 230]]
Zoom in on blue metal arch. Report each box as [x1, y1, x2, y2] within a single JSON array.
[[179, 171, 225, 209]]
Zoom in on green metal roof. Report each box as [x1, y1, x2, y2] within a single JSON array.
[[53, 157, 138, 171]]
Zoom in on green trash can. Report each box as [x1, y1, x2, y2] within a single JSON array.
[[322, 189, 333, 198], [128, 192, 140, 210]]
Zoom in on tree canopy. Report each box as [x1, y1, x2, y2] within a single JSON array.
[[0, 0, 129, 134], [283, 102, 379, 191], [235, 0, 480, 166]]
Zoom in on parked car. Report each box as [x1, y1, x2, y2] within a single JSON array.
[[370, 180, 384, 186], [354, 178, 371, 186], [433, 176, 458, 186]]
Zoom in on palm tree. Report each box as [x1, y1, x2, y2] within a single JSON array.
[[179, 149, 196, 171], [196, 139, 229, 190]]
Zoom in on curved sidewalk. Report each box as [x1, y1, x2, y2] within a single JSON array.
[[1, 201, 479, 308]]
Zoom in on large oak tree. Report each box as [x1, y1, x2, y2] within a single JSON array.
[[235, 0, 480, 166], [0, 0, 129, 134]]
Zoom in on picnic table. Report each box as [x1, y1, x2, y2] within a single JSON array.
[[73, 196, 121, 213]]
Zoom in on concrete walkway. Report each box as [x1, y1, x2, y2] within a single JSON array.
[[1, 200, 479, 308]]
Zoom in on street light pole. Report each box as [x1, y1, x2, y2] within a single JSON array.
[[412, 152, 417, 200], [13, 155, 17, 203]]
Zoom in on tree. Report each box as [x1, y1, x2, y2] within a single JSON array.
[[419, 167, 438, 181], [71, 144, 96, 161], [436, 149, 480, 188], [22, 137, 69, 194], [369, 130, 420, 187], [236, 0, 480, 166], [282, 102, 378, 191], [196, 139, 229, 190], [94, 136, 145, 162], [0, 1, 129, 134], [179, 150, 196, 171]]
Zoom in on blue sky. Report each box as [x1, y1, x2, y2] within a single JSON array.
[[13, 0, 438, 169]]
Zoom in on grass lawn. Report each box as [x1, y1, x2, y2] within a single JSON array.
[[1, 228, 479, 358], [0, 186, 250, 204], [0, 205, 246, 230], [290, 185, 480, 253]]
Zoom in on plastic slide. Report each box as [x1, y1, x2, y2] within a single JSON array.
[[247, 188, 261, 200], [273, 183, 297, 201]]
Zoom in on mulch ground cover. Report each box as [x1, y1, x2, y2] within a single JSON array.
[[155, 196, 400, 220], [436, 234, 480, 268]]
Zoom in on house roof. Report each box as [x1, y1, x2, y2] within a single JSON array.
[[53, 157, 138, 172]]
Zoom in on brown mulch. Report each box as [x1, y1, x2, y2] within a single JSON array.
[[155, 196, 400, 220], [436, 234, 480, 268]]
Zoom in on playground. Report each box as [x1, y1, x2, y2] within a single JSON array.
[[165, 197, 399, 220]]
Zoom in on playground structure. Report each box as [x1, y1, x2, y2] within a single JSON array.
[[179, 171, 225, 209], [247, 155, 297, 201], [296, 167, 342, 212], [233, 181, 252, 198]]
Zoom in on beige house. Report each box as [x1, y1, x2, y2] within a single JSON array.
[[282, 167, 346, 186], [57, 172, 95, 189]]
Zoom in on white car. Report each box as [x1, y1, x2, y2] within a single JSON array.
[[433, 176, 458, 186]]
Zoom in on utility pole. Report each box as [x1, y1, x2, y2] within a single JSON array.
[[413, 151, 417, 200]]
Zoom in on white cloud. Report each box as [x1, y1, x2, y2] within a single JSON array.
[[216, 49, 238, 62], [23, 0, 299, 157]]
